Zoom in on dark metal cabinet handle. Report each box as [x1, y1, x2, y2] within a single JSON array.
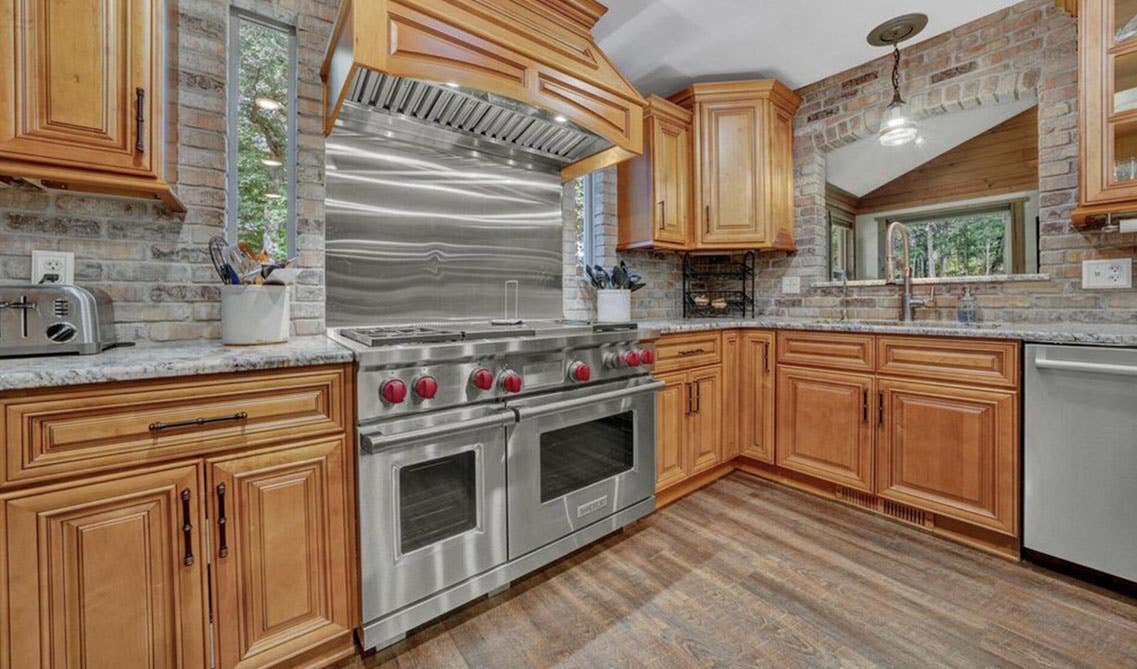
[[216, 483, 229, 558], [763, 342, 770, 374], [149, 412, 247, 432], [862, 390, 868, 424], [705, 205, 711, 233], [181, 489, 194, 567], [135, 88, 146, 153], [878, 391, 884, 427], [695, 380, 702, 414], [684, 382, 691, 415], [678, 348, 706, 357], [658, 201, 666, 229]]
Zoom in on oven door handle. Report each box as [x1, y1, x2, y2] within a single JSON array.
[[360, 412, 515, 452], [514, 379, 665, 420]]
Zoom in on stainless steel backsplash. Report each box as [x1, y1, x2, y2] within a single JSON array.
[[325, 106, 565, 328]]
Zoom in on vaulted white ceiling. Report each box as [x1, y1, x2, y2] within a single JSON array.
[[595, 0, 1024, 95]]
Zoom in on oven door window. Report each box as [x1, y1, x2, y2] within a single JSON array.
[[398, 451, 478, 554], [539, 411, 635, 503]]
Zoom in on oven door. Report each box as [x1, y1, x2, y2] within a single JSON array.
[[358, 407, 512, 620], [506, 378, 663, 559]]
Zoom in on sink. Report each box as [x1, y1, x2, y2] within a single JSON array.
[[807, 319, 1003, 330]]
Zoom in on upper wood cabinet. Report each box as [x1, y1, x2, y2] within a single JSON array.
[[617, 95, 693, 250], [322, 0, 646, 181], [1073, 0, 1137, 224], [0, 0, 182, 210], [669, 80, 800, 250]]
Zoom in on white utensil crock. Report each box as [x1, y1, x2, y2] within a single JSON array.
[[597, 288, 632, 323], [221, 284, 290, 345]]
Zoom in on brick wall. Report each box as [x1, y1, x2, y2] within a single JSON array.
[[0, 0, 338, 343]]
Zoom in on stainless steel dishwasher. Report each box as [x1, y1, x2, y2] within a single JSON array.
[[1024, 344, 1137, 583]]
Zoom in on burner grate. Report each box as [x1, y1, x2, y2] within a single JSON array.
[[340, 326, 463, 347]]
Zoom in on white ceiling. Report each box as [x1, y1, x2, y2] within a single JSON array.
[[595, 1, 1023, 95]]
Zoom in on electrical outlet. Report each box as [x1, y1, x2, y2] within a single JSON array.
[[1082, 258, 1132, 289], [31, 250, 74, 285], [782, 276, 801, 295]]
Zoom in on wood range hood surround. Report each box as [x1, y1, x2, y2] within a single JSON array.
[[321, 0, 646, 181]]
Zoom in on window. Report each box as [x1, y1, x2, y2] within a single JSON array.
[[828, 207, 855, 280], [574, 174, 595, 270], [227, 9, 297, 260], [879, 200, 1027, 279]]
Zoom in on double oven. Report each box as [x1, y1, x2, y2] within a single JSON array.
[[357, 375, 660, 633]]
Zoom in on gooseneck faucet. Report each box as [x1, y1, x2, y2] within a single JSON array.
[[884, 221, 927, 322]]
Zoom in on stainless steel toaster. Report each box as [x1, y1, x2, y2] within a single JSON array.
[[0, 284, 117, 357]]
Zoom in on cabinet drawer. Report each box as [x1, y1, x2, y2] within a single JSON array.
[[876, 336, 1019, 388], [653, 331, 721, 372], [2, 365, 350, 488], [776, 331, 874, 372]]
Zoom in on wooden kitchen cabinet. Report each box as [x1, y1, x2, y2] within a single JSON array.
[[1, 463, 210, 668], [737, 330, 776, 464], [669, 80, 800, 250], [655, 371, 690, 491], [0, 0, 182, 210], [877, 378, 1019, 536], [618, 95, 693, 250], [209, 438, 356, 669], [776, 365, 875, 492], [687, 366, 723, 474], [720, 331, 740, 460]]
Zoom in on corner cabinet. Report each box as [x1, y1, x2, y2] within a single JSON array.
[[669, 80, 800, 250], [617, 95, 693, 250], [0, 0, 182, 210]]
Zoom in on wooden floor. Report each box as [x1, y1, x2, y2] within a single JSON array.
[[350, 473, 1137, 668]]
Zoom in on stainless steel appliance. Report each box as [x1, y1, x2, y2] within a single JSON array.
[[0, 284, 116, 357], [330, 321, 660, 650], [1024, 344, 1137, 584]]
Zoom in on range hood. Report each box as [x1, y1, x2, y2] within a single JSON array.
[[321, 0, 646, 181]]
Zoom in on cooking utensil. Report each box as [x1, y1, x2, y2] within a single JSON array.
[[585, 265, 603, 290], [592, 265, 611, 289], [209, 236, 240, 285], [611, 262, 629, 290]]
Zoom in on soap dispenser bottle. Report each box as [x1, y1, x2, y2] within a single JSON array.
[[957, 286, 978, 324]]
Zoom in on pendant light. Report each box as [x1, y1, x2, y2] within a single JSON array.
[[867, 14, 927, 147]]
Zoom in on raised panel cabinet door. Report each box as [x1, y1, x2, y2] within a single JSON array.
[[0, 0, 159, 175], [765, 105, 795, 248], [654, 371, 689, 491], [208, 438, 355, 669], [739, 331, 776, 464], [720, 331, 740, 460], [652, 115, 691, 246], [2, 463, 208, 668], [698, 100, 766, 246], [687, 367, 723, 475], [776, 366, 875, 492], [877, 378, 1018, 535]]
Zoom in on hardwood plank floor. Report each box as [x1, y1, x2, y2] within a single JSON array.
[[348, 473, 1137, 668]]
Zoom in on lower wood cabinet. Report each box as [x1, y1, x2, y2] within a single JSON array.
[[775, 365, 875, 492], [654, 366, 723, 493], [655, 372, 690, 491], [877, 378, 1018, 535], [2, 463, 210, 668], [737, 331, 775, 463]]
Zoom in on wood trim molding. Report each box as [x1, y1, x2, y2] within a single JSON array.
[[1056, 0, 1078, 17]]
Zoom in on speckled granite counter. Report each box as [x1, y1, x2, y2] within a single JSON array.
[[0, 336, 354, 391], [639, 318, 1137, 348]]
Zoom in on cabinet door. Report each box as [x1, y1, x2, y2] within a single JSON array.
[[687, 367, 723, 474], [0, 0, 159, 176], [655, 371, 689, 491], [765, 104, 795, 247], [776, 365, 874, 491], [877, 378, 1018, 535], [2, 464, 208, 668], [208, 438, 355, 669], [739, 331, 776, 463], [652, 115, 691, 246], [698, 100, 765, 246], [720, 331, 740, 460]]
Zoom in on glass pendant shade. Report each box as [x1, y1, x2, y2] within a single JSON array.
[[879, 98, 918, 147]]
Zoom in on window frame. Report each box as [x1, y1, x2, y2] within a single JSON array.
[[226, 7, 299, 257]]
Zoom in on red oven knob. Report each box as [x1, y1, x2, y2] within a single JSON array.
[[568, 361, 591, 383], [380, 379, 407, 404], [499, 371, 523, 394], [622, 351, 641, 367], [414, 376, 439, 400], [639, 349, 655, 365], [470, 368, 495, 391]]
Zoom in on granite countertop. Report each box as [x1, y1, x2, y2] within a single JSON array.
[[0, 336, 355, 391], [639, 317, 1137, 348]]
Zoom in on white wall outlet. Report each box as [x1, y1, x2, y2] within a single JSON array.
[[1081, 258, 1133, 289], [31, 250, 74, 285], [782, 276, 801, 295]]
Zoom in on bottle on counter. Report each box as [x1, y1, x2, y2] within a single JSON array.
[[957, 286, 978, 324]]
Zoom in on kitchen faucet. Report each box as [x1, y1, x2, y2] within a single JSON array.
[[884, 221, 929, 322]]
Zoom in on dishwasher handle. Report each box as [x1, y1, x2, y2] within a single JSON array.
[[1034, 353, 1137, 377]]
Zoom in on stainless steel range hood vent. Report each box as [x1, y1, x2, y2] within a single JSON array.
[[344, 70, 611, 166]]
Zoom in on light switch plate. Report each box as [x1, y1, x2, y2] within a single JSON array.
[[782, 276, 801, 294], [31, 250, 74, 285], [1082, 258, 1132, 289]]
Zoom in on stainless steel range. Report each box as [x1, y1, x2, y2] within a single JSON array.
[[329, 320, 661, 650]]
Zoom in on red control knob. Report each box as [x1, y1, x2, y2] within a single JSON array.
[[414, 376, 439, 400], [470, 368, 495, 391], [622, 351, 641, 367], [639, 349, 655, 365], [380, 379, 407, 404], [569, 361, 591, 383], [500, 371, 523, 394]]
